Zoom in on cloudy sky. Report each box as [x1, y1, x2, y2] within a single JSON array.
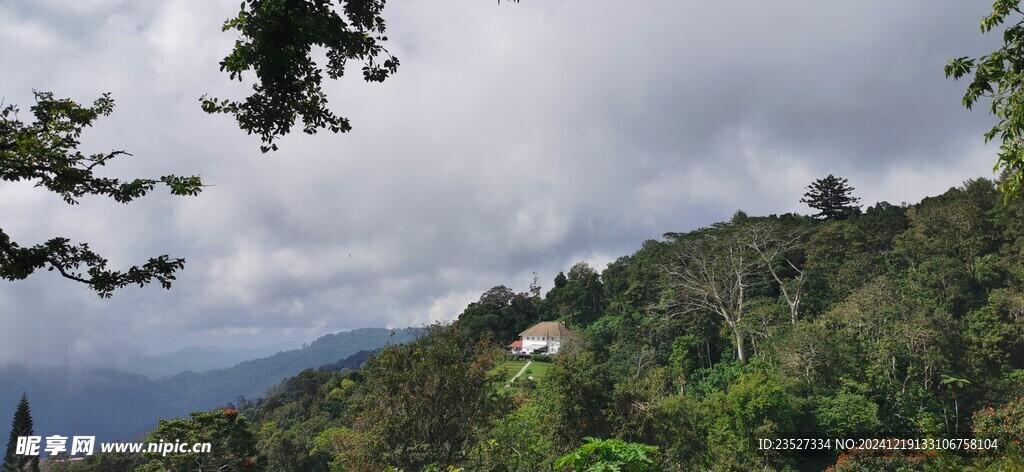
[[0, 1, 1003, 365]]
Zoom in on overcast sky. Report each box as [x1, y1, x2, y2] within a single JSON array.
[[0, 1, 1003, 365]]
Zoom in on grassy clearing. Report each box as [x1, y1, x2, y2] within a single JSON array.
[[492, 358, 554, 393], [521, 360, 551, 381], [492, 360, 531, 383]]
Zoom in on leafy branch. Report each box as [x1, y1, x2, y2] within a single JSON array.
[[202, 0, 400, 152], [946, 0, 1024, 198], [0, 91, 204, 297]]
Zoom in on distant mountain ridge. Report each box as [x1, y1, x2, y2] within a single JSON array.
[[0, 327, 423, 442], [159, 327, 423, 407], [319, 349, 376, 372], [0, 365, 181, 443], [111, 342, 301, 378]]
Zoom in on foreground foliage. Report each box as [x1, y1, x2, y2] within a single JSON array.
[[554, 437, 661, 472], [947, 0, 1024, 197]]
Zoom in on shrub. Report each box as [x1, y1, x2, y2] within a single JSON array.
[[554, 437, 661, 471], [973, 397, 1024, 448], [815, 392, 881, 438], [826, 448, 948, 472]]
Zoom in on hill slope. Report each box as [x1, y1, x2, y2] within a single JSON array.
[[159, 327, 423, 407]]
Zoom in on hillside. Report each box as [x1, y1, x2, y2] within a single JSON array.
[[159, 327, 422, 407], [125, 178, 1024, 471]]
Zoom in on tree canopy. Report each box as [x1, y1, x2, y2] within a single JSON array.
[[201, 0, 400, 153], [800, 174, 861, 220]]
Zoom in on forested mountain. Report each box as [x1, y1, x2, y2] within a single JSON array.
[[106, 178, 1024, 471], [0, 328, 420, 443], [0, 366, 182, 442], [158, 327, 423, 407], [106, 342, 301, 379]]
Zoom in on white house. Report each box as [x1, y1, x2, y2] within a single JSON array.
[[514, 321, 574, 355]]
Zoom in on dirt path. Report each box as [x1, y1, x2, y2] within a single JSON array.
[[505, 360, 533, 388]]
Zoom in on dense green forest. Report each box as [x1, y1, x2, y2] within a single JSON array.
[[44, 176, 1024, 471]]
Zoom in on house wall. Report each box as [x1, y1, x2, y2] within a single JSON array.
[[521, 336, 562, 354]]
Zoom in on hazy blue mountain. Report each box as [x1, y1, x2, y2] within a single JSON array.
[[0, 365, 181, 442], [113, 342, 301, 378], [0, 327, 422, 442], [160, 327, 423, 408]]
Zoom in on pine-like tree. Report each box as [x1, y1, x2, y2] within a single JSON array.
[[800, 174, 861, 220], [3, 393, 40, 472]]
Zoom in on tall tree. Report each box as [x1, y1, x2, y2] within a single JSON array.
[[663, 225, 760, 363], [3, 393, 40, 472], [355, 324, 501, 470], [546, 262, 606, 326], [746, 222, 807, 323], [456, 285, 542, 343], [800, 175, 861, 220], [541, 348, 613, 448], [946, 0, 1024, 198], [0, 92, 203, 297]]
